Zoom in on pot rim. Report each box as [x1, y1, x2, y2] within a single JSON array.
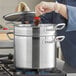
[[16, 24, 56, 27]]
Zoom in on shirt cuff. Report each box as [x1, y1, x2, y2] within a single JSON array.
[[66, 5, 76, 32]]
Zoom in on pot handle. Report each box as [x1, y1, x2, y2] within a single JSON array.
[[55, 23, 65, 30], [55, 36, 65, 42], [45, 36, 65, 43], [7, 32, 14, 40]]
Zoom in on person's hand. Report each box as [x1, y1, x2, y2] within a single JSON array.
[[35, 1, 67, 19], [35, 1, 55, 16]]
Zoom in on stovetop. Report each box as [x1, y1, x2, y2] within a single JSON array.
[[0, 69, 66, 76], [0, 54, 66, 76], [0, 64, 66, 76]]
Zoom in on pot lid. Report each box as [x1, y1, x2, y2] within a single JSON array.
[[3, 11, 35, 22]]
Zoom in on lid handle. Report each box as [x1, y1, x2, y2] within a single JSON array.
[[33, 17, 41, 26]]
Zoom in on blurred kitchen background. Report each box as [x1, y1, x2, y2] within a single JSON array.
[[0, 0, 62, 59]]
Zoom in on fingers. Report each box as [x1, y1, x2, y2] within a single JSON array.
[[35, 3, 45, 16], [35, 1, 55, 16], [35, 1, 50, 16], [35, 9, 43, 16]]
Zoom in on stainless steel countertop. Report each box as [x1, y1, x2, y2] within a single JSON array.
[[0, 40, 13, 48]]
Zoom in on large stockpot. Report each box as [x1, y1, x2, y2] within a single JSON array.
[[14, 23, 65, 70]]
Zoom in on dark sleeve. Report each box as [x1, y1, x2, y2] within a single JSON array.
[[40, 12, 65, 24], [66, 5, 76, 31], [40, 0, 67, 24], [40, 12, 53, 24]]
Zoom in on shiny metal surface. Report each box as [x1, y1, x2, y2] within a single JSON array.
[[14, 24, 65, 69], [15, 36, 55, 69], [3, 11, 35, 22], [15, 24, 55, 36], [15, 36, 32, 68]]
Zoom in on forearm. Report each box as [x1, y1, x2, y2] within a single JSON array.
[[54, 3, 68, 19]]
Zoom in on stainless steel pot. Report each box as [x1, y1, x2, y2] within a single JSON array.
[[14, 23, 65, 69], [4, 11, 65, 70]]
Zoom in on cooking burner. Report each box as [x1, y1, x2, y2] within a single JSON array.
[[0, 61, 66, 76], [0, 54, 66, 76], [0, 67, 66, 76], [14, 68, 66, 76]]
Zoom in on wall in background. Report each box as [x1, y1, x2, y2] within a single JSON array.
[[0, 0, 54, 27]]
